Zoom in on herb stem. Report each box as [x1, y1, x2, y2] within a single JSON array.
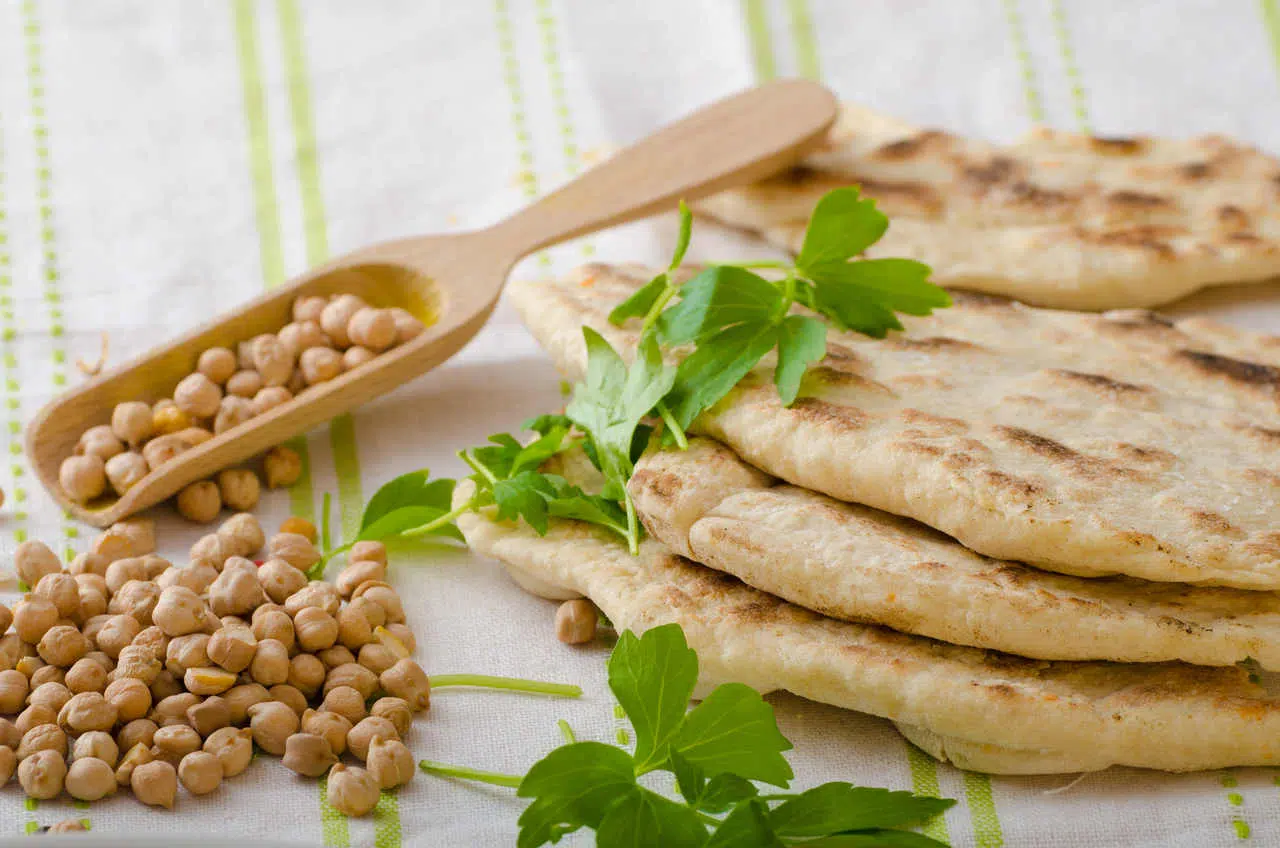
[[460, 449, 500, 485], [557, 719, 576, 744], [624, 494, 640, 555], [400, 496, 478, 539], [639, 278, 678, 337], [431, 674, 583, 698], [655, 402, 687, 450], [419, 760, 523, 788]]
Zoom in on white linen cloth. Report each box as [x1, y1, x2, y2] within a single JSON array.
[[0, 1, 1278, 845]]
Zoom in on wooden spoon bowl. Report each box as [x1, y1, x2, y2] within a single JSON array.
[[27, 79, 838, 527]]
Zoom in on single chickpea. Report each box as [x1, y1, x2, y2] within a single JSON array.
[[278, 320, 328, 358], [366, 736, 415, 789], [78, 424, 124, 461], [325, 663, 378, 701], [18, 723, 67, 759], [251, 609, 296, 650], [336, 560, 386, 598], [150, 669, 185, 703], [68, 552, 109, 577], [247, 701, 298, 755], [113, 644, 161, 685], [96, 614, 142, 659], [114, 741, 152, 787], [111, 401, 154, 446], [337, 606, 373, 652], [116, 718, 158, 754], [248, 639, 289, 687], [295, 607, 339, 653], [226, 369, 263, 398], [185, 696, 230, 738], [380, 659, 430, 711], [104, 451, 149, 496], [555, 598, 599, 645], [71, 730, 119, 766], [65, 657, 108, 694], [207, 627, 257, 673], [176, 480, 222, 524], [154, 725, 202, 760], [208, 568, 265, 618], [251, 333, 295, 387], [152, 586, 208, 638], [270, 684, 308, 718], [215, 468, 261, 512], [104, 677, 152, 722], [285, 582, 342, 617], [14, 711, 56, 742], [352, 582, 405, 624], [0, 635, 21, 674], [107, 579, 161, 626], [300, 344, 345, 386], [158, 562, 219, 596], [214, 395, 254, 435], [96, 517, 157, 560], [301, 709, 352, 756], [370, 697, 413, 738], [342, 345, 376, 370], [349, 597, 386, 631], [189, 534, 228, 571], [34, 572, 81, 619], [320, 685, 367, 725], [15, 540, 62, 590], [258, 559, 307, 605], [268, 532, 321, 572], [326, 763, 379, 817], [198, 347, 238, 384], [76, 587, 108, 623], [292, 294, 328, 323], [347, 716, 398, 762], [250, 385, 293, 417], [319, 294, 366, 347], [59, 454, 107, 503], [287, 653, 326, 699], [174, 372, 222, 419], [65, 755, 117, 801], [165, 633, 211, 677], [142, 433, 192, 472], [350, 540, 388, 566], [282, 731, 338, 777], [131, 759, 177, 808], [347, 307, 397, 351], [27, 663, 60, 688], [388, 308, 425, 344], [28, 681, 71, 713], [18, 749, 66, 799], [59, 692, 118, 733], [357, 644, 397, 676], [263, 445, 303, 488], [13, 597, 59, 645], [238, 338, 261, 370], [286, 367, 308, 395], [178, 749, 223, 795], [217, 512, 265, 558], [104, 557, 148, 594], [317, 646, 356, 670], [203, 726, 254, 777], [151, 400, 191, 436], [221, 683, 269, 726]]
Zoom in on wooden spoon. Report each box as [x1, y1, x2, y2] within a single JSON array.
[[27, 79, 838, 527]]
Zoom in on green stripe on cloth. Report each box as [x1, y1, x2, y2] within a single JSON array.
[[0, 56, 28, 555], [330, 414, 364, 541], [495, 0, 550, 268], [906, 744, 951, 845], [1049, 0, 1091, 131], [785, 0, 821, 80], [962, 771, 1005, 847], [373, 792, 402, 848], [1000, 0, 1046, 122], [232, 1, 342, 841], [1262, 0, 1280, 80], [742, 0, 777, 81]]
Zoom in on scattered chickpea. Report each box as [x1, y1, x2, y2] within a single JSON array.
[[252, 610, 296, 651], [251, 333, 295, 387], [79, 424, 125, 460], [28, 665, 63, 690], [350, 540, 388, 567], [65, 755, 117, 800], [150, 669, 185, 702], [259, 559, 308, 605], [320, 686, 367, 725], [203, 727, 253, 779], [208, 567, 266, 618], [226, 369, 264, 398], [286, 582, 342, 617], [338, 606, 374, 652], [366, 736, 415, 789], [65, 657, 108, 694], [350, 598, 387, 631], [288, 653, 327, 699], [295, 607, 339, 653], [17, 722, 66, 759], [269, 532, 321, 572], [264, 445, 303, 488], [301, 709, 351, 756], [153, 586, 209, 637], [319, 294, 365, 347], [174, 372, 222, 419], [104, 559, 148, 596], [151, 400, 191, 436], [96, 614, 142, 659], [326, 763, 379, 817], [269, 684, 309, 717], [357, 643, 397, 676], [59, 691, 118, 733], [247, 701, 298, 755], [179, 750, 223, 795], [72, 731, 119, 767], [59, 454, 107, 503], [143, 433, 192, 471], [154, 725, 202, 761], [347, 308, 397, 351], [214, 395, 254, 435], [217, 513, 265, 558], [108, 580, 160, 626], [104, 451, 149, 495], [317, 645, 356, 670], [353, 582, 405, 624], [324, 663, 378, 701], [18, 749, 67, 800], [0, 719, 17, 751], [380, 659, 430, 711], [207, 627, 257, 673], [300, 347, 344, 385], [176, 480, 222, 523], [370, 697, 413, 738], [347, 716, 398, 761], [15, 540, 62, 590], [113, 644, 161, 685], [278, 321, 328, 358], [13, 597, 59, 646], [35, 572, 80, 618], [104, 677, 152, 722], [112, 401, 154, 446], [282, 732, 338, 777], [0, 671, 32, 713], [131, 759, 177, 808], [98, 517, 156, 559], [336, 560, 386, 598], [27, 681, 70, 715]]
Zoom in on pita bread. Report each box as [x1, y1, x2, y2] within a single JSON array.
[[630, 437, 1280, 668], [695, 103, 1280, 310], [510, 264, 1280, 589], [457, 483, 1280, 774]]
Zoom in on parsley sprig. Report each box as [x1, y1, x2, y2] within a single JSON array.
[[421, 623, 954, 847]]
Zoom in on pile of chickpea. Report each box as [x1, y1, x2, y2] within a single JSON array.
[[58, 293, 425, 522], [0, 512, 426, 817]]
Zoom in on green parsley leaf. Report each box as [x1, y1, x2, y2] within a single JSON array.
[[523, 413, 575, 437], [665, 319, 779, 430], [655, 266, 782, 346], [770, 783, 954, 837], [491, 470, 557, 534], [595, 788, 707, 848], [360, 470, 454, 533], [670, 750, 759, 814], [516, 742, 637, 848], [705, 800, 783, 848], [773, 314, 827, 405], [608, 273, 669, 326], [543, 478, 629, 534], [669, 200, 694, 271], [795, 186, 887, 270], [671, 682, 793, 787], [357, 503, 464, 544], [607, 624, 699, 773]]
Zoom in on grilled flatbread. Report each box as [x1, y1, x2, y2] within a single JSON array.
[[510, 264, 1280, 589], [695, 103, 1280, 310], [457, 483, 1280, 774], [630, 437, 1280, 668]]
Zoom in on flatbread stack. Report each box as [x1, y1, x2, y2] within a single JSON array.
[[695, 103, 1280, 310]]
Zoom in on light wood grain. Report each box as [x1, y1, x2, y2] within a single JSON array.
[[27, 79, 838, 527]]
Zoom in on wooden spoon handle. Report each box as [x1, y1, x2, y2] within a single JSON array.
[[491, 79, 837, 258]]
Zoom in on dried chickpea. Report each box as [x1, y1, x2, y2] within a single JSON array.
[[65, 657, 108, 694], [285, 582, 341, 617], [17, 723, 66, 759], [38, 624, 88, 668], [104, 451, 148, 496], [72, 731, 119, 766], [174, 372, 222, 419], [278, 320, 328, 357], [104, 677, 152, 722], [349, 597, 386, 630], [152, 586, 208, 637], [184, 696, 230, 738], [342, 345, 375, 369], [104, 557, 148, 594], [75, 588, 107, 625], [96, 614, 142, 659], [150, 669, 185, 702], [158, 562, 218, 596], [251, 334, 295, 387], [97, 518, 157, 560], [317, 645, 356, 670], [131, 759, 177, 808], [240, 639, 284, 688], [15, 706, 55, 737], [335, 561, 387, 599], [326, 763, 379, 817], [357, 643, 397, 676], [189, 533, 229, 571], [108, 579, 160, 626], [295, 607, 339, 653], [185, 666, 238, 696], [0, 719, 17, 751], [282, 731, 338, 777], [370, 697, 413, 738], [19, 749, 66, 799], [154, 724, 202, 760], [27, 681, 70, 713], [287, 653, 326, 698], [13, 598, 58, 646], [250, 385, 292, 416], [59, 691, 118, 733], [141, 555, 173, 580], [293, 295, 328, 323], [347, 308, 396, 351], [226, 369, 263, 398], [350, 539, 388, 566], [214, 395, 254, 434], [132, 626, 169, 662], [319, 294, 365, 347], [203, 726, 253, 777], [237, 338, 258, 370], [113, 644, 161, 685], [0, 746, 12, 786], [353, 583, 405, 624], [251, 609, 295, 650], [320, 685, 366, 725], [338, 606, 373, 651], [15, 540, 62, 590], [34, 573, 79, 620], [347, 716, 398, 761], [114, 741, 152, 787], [208, 566, 265, 617], [151, 400, 191, 436], [65, 756, 117, 800], [68, 552, 109, 577], [116, 718, 158, 754], [142, 432, 193, 471], [208, 627, 257, 673], [380, 659, 429, 711], [366, 736, 415, 789], [268, 532, 321, 571], [197, 346, 238, 384], [179, 749, 223, 795], [269, 684, 308, 717], [176, 480, 222, 523], [300, 346, 344, 385], [258, 559, 307, 605], [217, 513, 265, 558], [276, 517, 315, 543], [27, 664, 61, 689], [112, 401, 154, 446], [286, 367, 308, 395], [59, 454, 107, 503], [78, 425, 124, 462], [301, 709, 351, 756], [389, 308, 425, 344], [247, 701, 298, 755], [324, 662, 377, 702], [164, 633, 210, 676], [264, 445, 303, 488], [0, 675, 20, 715]]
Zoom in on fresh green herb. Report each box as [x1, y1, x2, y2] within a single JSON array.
[[420, 623, 954, 847]]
